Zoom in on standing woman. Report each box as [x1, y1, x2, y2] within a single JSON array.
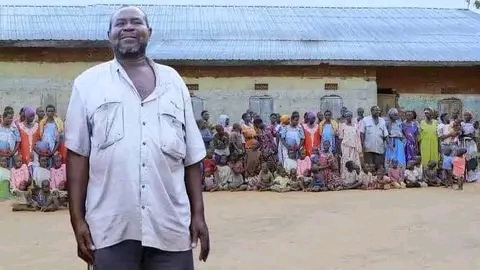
[[241, 112, 257, 149], [38, 105, 64, 163], [254, 118, 278, 171], [385, 108, 406, 168], [0, 111, 20, 167], [277, 115, 290, 163], [419, 108, 439, 166], [402, 110, 419, 164], [265, 113, 279, 140], [461, 111, 479, 182], [318, 110, 339, 154], [17, 107, 40, 165], [338, 111, 362, 178], [302, 111, 321, 156], [437, 113, 457, 153], [279, 114, 304, 158], [217, 115, 232, 134]]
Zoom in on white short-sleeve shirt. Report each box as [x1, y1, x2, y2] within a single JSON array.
[[65, 59, 206, 251]]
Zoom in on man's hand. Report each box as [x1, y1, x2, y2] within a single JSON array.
[[72, 218, 95, 265], [190, 215, 210, 262]]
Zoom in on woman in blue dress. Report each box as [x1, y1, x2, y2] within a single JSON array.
[[385, 108, 406, 169]]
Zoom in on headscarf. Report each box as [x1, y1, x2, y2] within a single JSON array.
[[464, 110, 474, 118], [306, 111, 316, 121], [343, 110, 353, 117], [24, 107, 35, 118], [424, 107, 433, 113], [280, 115, 290, 124], [217, 115, 229, 127], [388, 108, 398, 117]]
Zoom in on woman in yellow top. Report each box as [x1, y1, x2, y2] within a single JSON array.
[[419, 108, 439, 166], [37, 105, 65, 164]]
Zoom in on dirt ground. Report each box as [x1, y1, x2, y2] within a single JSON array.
[[1, 185, 480, 270]]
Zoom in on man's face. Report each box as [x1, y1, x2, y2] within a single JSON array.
[[371, 106, 381, 117], [108, 7, 152, 58]]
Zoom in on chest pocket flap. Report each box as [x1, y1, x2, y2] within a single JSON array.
[[90, 101, 125, 150], [158, 102, 186, 160]]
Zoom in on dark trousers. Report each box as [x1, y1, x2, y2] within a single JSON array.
[[363, 152, 385, 170], [93, 240, 194, 270]]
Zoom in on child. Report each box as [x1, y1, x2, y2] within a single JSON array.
[[229, 123, 245, 157], [309, 147, 320, 165], [296, 150, 312, 177], [248, 162, 273, 191], [376, 167, 393, 190], [442, 147, 453, 187], [413, 156, 423, 182], [360, 163, 377, 190], [288, 168, 302, 191], [228, 154, 248, 191], [197, 119, 213, 151], [298, 169, 312, 191], [405, 160, 427, 188], [215, 155, 232, 190], [424, 160, 441, 187], [270, 166, 292, 192], [10, 155, 29, 195], [50, 155, 66, 191], [343, 161, 363, 189], [245, 140, 261, 177], [452, 147, 467, 190], [387, 159, 406, 189], [203, 167, 217, 192], [0, 157, 10, 200], [305, 165, 326, 192], [212, 124, 230, 162], [283, 149, 297, 172], [33, 157, 50, 187], [12, 180, 60, 212], [27, 151, 39, 177], [202, 150, 217, 177]]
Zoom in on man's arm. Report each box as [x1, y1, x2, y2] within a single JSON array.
[[65, 85, 91, 222]]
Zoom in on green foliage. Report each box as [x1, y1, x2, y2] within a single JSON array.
[[475, 0, 480, 8]]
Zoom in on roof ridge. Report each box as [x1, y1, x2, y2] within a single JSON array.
[[0, 4, 471, 10]]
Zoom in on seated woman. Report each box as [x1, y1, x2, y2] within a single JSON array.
[[318, 140, 343, 191], [12, 180, 60, 212], [50, 155, 67, 202], [10, 155, 29, 196]]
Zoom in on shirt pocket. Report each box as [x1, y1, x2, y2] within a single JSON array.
[[158, 103, 186, 160], [90, 101, 125, 150]]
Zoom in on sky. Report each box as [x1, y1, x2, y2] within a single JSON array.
[[0, 0, 475, 8]]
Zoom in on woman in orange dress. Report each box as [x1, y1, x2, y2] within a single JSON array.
[[17, 107, 40, 165], [241, 112, 257, 149], [302, 111, 321, 156]]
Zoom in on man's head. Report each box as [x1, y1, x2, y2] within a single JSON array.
[[108, 5, 152, 59]]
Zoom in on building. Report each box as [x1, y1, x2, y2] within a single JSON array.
[[0, 5, 480, 122]]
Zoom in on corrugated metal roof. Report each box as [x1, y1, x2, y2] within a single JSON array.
[[1, 5, 480, 63]]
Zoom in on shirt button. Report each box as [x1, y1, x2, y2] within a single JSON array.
[[141, 103, 144, 107], [142, 122, 146, 126], [141, 206, 145, 210], [142, 163, 146, 167], [141, 185, 145, 188], [143, 142, 146, 146]]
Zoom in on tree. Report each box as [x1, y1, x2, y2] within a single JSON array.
[[466, 0, 480, 8]]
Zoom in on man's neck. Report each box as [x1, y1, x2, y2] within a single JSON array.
[[117, 55, 148, 69]]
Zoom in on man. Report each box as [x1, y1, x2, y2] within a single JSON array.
[[65, 6, 209, 270], [360, 106, 389, 170]]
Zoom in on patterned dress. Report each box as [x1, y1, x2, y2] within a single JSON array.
[[318, 151, 343, 190], [402, 121, 419, 164], [257, 128, 278, 171]]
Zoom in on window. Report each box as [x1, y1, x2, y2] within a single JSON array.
[[319, 94, 343, 119], [191, 96, 204, 120], [41, 92, 57, 108], [186, 84, 199, 91], [324, 83, 338, 91], [438, 97, 462, 116], [254, 83, 269, 91], [249, 95, 274, 123]]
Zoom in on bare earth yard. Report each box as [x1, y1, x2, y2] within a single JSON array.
[[1, 185, 480, 270]]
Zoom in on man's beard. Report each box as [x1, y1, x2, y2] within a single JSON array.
[[114, 42, 148, 59]]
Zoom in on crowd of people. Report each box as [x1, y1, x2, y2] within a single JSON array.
[[0, 105, 67, 212], [198, 106, 479, 192]]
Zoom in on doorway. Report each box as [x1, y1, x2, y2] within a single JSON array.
[[377, 88, 397, 117]]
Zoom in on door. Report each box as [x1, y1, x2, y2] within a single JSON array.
[[249, 95, 274, 123], [319, 95, 343, 119], [191, 96, 204, 120], [438, 98, 462, 117], [377, 94, 397, 117]]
